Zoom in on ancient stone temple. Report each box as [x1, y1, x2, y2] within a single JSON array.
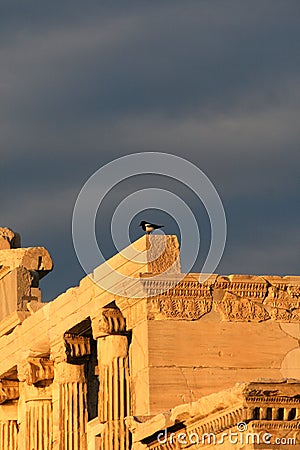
[[0, 226, 299, 449]]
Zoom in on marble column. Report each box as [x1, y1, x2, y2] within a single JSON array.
[[17, 357, 53, 450], [0, 381, 19, 450], [92, 306, 130, 450], [51, 334, 90, 450]]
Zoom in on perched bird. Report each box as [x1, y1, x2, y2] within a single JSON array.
[[139, 221, 164, 234]]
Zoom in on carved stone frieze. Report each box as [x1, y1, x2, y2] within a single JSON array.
[[264, 285, 300, 310], [0, 380, 19, 403], [216, 292, 270, 322], [148, 296, 212, 320], [132, 274, 300, 323], [264, 285, 300, 322], [270, 307, 300, 322], [287, 284, 300, 298]]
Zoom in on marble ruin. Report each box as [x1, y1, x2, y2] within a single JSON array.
[[0, 226, 299, 449]]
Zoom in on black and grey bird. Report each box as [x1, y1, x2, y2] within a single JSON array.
[[139, 221, 164, 234]]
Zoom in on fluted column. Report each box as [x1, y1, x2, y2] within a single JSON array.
[[17, 357, 53, 450], [0, 419, 18, 450], [0, 383, 18, 450], [51, 334, 90, 450], [92, 306, 130, 450]]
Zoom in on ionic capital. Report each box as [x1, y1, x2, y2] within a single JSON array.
[[18, 357, 54, 385], [51, 333, 91, 364], [0, 380, 19, 404], [92, 307, 126, 339], [64, 333, 91, 362]]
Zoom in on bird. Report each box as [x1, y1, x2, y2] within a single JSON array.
[[139, 221, 164, 234]]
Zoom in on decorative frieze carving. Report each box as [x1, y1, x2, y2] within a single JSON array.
[[270, 307, 300, 322], [287, 284, 300, 298], [216, 292, 270, 322], [126, 274, 300, 323], [0, 380, 19, 404], [264, 285, 300, 309], [148, 297, 212, 320], [252, 420, 300, 430]]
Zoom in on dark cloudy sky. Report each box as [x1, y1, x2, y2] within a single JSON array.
[[1, 1, 299, 302]]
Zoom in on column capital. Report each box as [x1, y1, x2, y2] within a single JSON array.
[[0, 380, 19, 404], [51, 333, 91, 364], [92, 306, 126, 339], [17, 357, 54, 385]]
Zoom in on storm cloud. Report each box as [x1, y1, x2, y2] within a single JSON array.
[[1, 1, 299, 301]]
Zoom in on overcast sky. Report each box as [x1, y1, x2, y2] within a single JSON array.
[[1, 1, 299, 301]]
